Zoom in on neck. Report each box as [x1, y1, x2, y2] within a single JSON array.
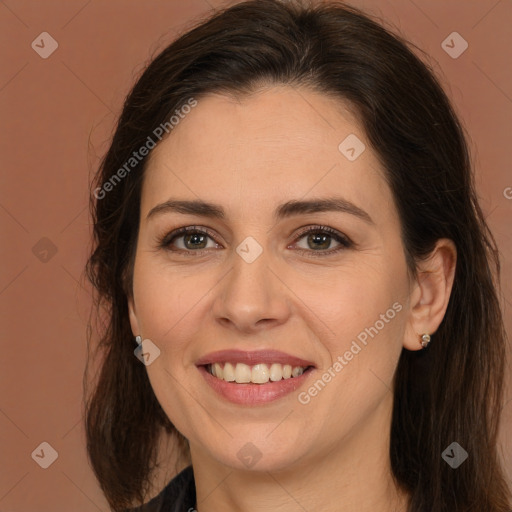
[[190, 393, 409, 512]]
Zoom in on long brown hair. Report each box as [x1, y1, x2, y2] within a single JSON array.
[[84, 1, 511, 510]]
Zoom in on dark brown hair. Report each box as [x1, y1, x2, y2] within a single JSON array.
[[84, 1, 511, 510]]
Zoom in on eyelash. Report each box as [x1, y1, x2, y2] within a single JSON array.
[[157, 224, 353, 258]]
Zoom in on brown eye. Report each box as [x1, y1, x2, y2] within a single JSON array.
[[159, 226, 219, 254], [302, 232, 336, 251], [179, 231, 209, 250], [292, 226, 352, 257]]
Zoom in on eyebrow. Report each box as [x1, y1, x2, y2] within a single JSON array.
[[146, 197, 374, 224]]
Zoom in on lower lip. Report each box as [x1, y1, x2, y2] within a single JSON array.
[[197, 366, 314, 405]]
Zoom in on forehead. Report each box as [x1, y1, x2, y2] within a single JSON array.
[[142, 86, 393, 224]]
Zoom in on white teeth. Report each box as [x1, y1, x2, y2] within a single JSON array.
[[251, 364, 270, 384], [213, 362, 223, 379], [234, 363, 252, 383], [269, 363, 283, 381], [208, 362, 308, 383], [223, 362, 235, 382]]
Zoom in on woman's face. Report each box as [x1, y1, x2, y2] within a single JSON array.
[[128, 86, 417, 472]]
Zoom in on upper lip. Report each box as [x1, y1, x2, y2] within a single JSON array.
[[195, 349, 316, 368]]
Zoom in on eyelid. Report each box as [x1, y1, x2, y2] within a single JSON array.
[[158, 225, 220, 249], [158, 224, 353, 255], [289, 225, 353, 256], [292, 224, 352, 245]]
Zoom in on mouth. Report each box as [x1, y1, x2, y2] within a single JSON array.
[[204, 361, 314, 384], [196, 349, 316, 405]]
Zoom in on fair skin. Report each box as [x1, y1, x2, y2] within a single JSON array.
[[128, 86, 456, 512]]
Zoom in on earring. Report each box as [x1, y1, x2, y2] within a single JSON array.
[[420, 333, 431, 349], [135, 335, 142, 345]]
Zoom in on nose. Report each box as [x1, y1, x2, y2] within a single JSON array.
[[211, 248, 291, 335]]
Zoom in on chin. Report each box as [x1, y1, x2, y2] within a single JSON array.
[[199, 432, 312, 474]]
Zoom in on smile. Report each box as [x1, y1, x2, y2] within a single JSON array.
[[196, 349, 316, 405], [206, 362, 310, 383]]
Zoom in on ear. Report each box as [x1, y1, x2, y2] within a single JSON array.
[[403, 238, 457, 351], [127, 292, 141, 338]]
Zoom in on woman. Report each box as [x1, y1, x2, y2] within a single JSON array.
[[84, 1, 511, 510]]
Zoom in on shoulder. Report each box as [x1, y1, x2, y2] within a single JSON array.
[[124, 465, 195, 512]]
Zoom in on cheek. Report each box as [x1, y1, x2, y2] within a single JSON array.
[[297, 263, 405, 339], [292, 260, 408, 396], [132, 256, 219, 356], [293, 282, 405, 429], [132, 259, 212, 432]]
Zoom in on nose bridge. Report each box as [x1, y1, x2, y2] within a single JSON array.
[[212, 235, 290, 331]]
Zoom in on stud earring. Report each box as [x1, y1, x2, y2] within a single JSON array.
[[420, 333, 431, 349], [135, 335, 142, 345]]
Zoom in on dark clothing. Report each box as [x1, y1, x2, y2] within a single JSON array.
[[127, 466, 196, 512]]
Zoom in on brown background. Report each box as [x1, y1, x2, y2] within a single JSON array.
[[1, 0, 511, 510]]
